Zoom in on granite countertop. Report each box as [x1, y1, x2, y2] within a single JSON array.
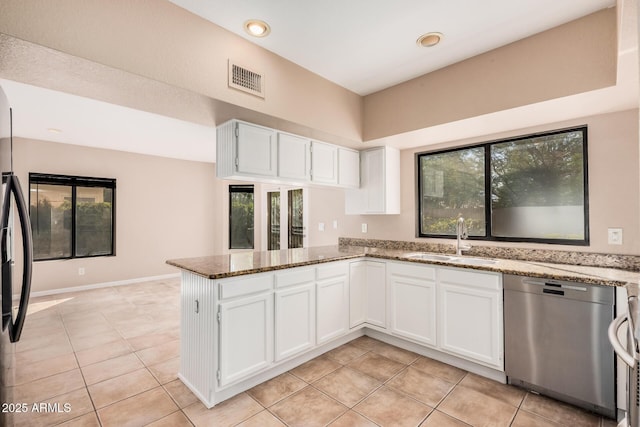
[[166, 245, 364, 279], [167, 245, 640, 287]]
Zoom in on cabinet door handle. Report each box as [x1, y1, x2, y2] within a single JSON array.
[[195, 299, 200, 314]]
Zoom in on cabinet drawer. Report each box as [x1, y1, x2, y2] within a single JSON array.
[[316, 262, 348, 280], [387, 262, 436, 281], [439, 268, 501, 290], [219, 273, 274, 299], [275, 268, 315, 289]]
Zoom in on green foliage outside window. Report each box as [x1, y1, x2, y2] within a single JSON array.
[[229, 185, 254, 249], [418, 127, 588, 244], [29, 174, 115, 260]]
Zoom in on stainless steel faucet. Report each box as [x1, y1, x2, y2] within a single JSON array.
[[456, 216, 471, 256]]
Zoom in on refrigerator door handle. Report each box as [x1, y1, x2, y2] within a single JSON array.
[[0, 174, 33, 342], [7, 175, 32, 343], [1, 180, 12, 332]]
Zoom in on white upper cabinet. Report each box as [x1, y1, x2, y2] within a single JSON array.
[[217, 120, 277, 179], [345, 146, 400, 215], [217, 119, 359, 188], [338, 148, 360, 188], [311, 141, 338, 185], [278, 132, 311, 182], [237, 123, 277, 177]]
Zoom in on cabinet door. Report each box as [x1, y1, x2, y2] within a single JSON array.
[[438, 279, 503, 368], [311, 141, 338, 185], [349, 261, 367, 328], [275, 283, 315, 361], [365, 261, 386, 328], [345, 146, 399, 215], [363, 148, 385, 213], [338, 148, 360, 188], [317, 275, 348, 344], [278, 133, 311, 181], [218, 293, 273, 387], [236, 122, 277, 177], [389, 273, 436, 346]]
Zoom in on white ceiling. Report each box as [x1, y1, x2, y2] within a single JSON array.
[[168, 0, 616, 95], [0, 0, 637, 163]]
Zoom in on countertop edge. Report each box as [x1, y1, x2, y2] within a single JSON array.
[[167, 247, 636, 287]]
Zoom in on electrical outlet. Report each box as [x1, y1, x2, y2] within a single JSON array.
[[318, 222, 325, 232], [78, 267, 85, 276], [333, 220, 338, 229], [608, 228, 623, 245], [361, 223, 368, 233]]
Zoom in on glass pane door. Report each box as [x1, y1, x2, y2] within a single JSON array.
[[288, 189, 303, 249], [262, 186, 307, 251], [267, 191, 280, 250]]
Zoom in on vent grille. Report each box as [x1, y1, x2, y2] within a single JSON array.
[[228, 61, 265, 98]]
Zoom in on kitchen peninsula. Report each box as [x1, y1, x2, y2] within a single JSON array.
[[167, 242, 640, 408]]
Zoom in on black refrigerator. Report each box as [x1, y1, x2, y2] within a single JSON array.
[[0, 84, 34, 426]]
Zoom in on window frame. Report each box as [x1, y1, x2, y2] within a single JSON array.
[[416, 126, 590, 246], [228, 184, 255, 250], [29, 172, 117, 261]]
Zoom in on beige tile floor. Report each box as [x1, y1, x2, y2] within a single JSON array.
[[7, 278, 617, 427]]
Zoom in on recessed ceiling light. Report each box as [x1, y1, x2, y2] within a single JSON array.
[[244, 19, 271, 37], [416, 32, 443, 48], [47, 128, 62, 133]]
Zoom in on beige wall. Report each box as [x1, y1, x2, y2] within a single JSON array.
[[363, 8, 618, 141], [0, 0, 362, 144], [8, 108, 639, 294], [0, 2, 620, 149], [310, 109, 640, 255], [9, 138, 219, 293]]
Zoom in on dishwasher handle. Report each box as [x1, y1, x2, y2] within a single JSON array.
[[608, 313, 636, 368]]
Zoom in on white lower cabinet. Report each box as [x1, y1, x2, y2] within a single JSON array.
[[274, 269, 316, 361], [218, 292, 274, 387], [316, 263, 349, 344], [349, 261, 367, 327], [438, 268, 503, 369], [350, 260, 386, 328], [179, 258, 504, 409], [386, 262, 503, 369], [388, 263, 437, 346]]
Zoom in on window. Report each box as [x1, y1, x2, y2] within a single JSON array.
[[287, 188, 304, 249], [417, 126, 589, 245], [229, 185, 254, 249], [29, 173, 116, 260]]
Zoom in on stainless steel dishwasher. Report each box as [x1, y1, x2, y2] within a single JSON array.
[[504, 274, 615, 418]]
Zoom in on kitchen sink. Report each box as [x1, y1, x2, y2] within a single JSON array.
[[404, 253, 498, 266], [404, 253, 454, 262], [450, 257, 498, 266]]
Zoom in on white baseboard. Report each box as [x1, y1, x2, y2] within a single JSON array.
[[27, 273, 181, 298]]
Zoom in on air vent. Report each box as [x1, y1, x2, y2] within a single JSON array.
[[228, 61, 265, 98]]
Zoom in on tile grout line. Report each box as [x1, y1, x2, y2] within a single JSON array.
[[59, 304, 103, 426]]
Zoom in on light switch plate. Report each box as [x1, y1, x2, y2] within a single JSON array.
[[318, 222, 325, 232], [333, 220, 338, 229], [361, 223, 368, 233], [608, 228, 623, 245]]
